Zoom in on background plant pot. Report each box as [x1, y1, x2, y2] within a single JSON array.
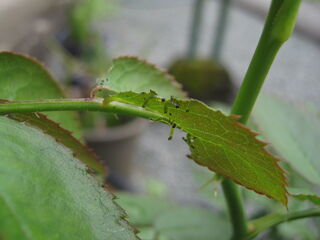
[[168, 58, 235, 104], [0, 0, 74, 51], [85, 118, 149, 191]]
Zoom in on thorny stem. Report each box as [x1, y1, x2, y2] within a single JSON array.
[[221, 0, 301, 239]]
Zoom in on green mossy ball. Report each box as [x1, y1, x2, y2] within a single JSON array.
[[168, 59, 234, 103]]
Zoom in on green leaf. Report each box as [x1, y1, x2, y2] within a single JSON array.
[[0, 116, 137, 239], [0, 52, 82, 139], [276, 220, 319, 240], [107, 91, 287, 205], [94, 58, 286, 204], [5, 111, 106, 177], [117, 193, 229, 240], [135, 227, 157, 240], [94, 56, 185, 98], [289, 188, 320, 206], [154, 206, 230, 240], [252, 94, 320, 185], [0, 53, 104, 176], [116, 193, 175, 227]]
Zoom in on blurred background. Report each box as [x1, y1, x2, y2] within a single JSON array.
[[1, 0, 319, 239]]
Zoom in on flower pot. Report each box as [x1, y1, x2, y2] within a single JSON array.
[[85, 118, 149, 191], [168, 58, 235, 103]]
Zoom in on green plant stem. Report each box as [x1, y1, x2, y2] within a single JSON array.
[[231, 0, 301, 123], [245, 208, 320, 240], [187, 0, 205, 59], [220, 0, 301, 239], [221, 179, 247, 240], [0, 98, 164, 121], [211, 0, 232, 61]]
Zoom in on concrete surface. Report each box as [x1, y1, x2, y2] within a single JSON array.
[[237, 0, 320, 43], [104, 0, 320, 105]]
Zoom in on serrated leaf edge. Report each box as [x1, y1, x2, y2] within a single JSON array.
[[0, 51, 83, 140], [107, 92, 289, 206], [1, 112, 140, 239], [3, 109, 107, 177], [186, 115, 288, 206], [0, 51, 67, 96], [289, 189, 320, 206], [92, 56, 187, 98]]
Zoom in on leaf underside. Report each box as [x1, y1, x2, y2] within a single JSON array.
[[93, 57, 287, 205], [0, 53, 288, 206], [253, 94, 320, 185], [0, 116, 137, 240], [117, 193, 230, 240], [107, 91, 287, 205]]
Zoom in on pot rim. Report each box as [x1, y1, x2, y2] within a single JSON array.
[[85, 118, 149, 142]]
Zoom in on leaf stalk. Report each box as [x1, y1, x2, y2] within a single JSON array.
[[245, 208, 320, 240], [0, 98, 164, 121]]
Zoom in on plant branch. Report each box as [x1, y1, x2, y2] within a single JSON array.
[[0, 98, 164, 121], [221, 0, 301, 239], [231, 0, 301, 123], [221, 179, 247, 240], [245, 208, 320, 240]]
